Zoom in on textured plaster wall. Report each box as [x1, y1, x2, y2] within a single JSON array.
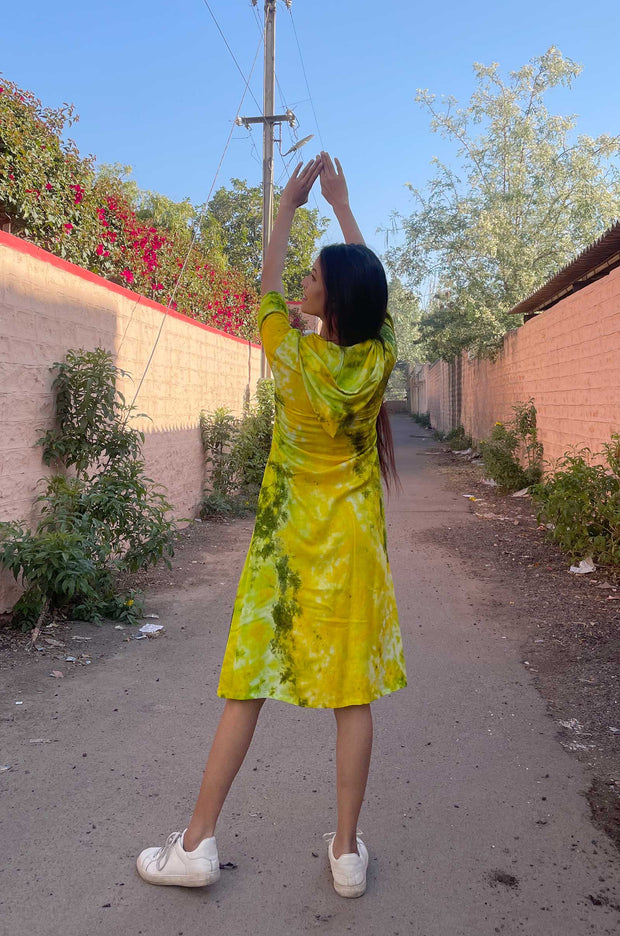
[[0, 232, 262, 610], [409, 265, 620, 465]]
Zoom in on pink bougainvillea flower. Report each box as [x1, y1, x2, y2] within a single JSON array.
[[121, 268, 134, 284], [9, 174, 14, 181], [63, 222, 73, 232], [96, 244, 104, 256], [45, 183, 53, 191], [71, 183, 84, 205]]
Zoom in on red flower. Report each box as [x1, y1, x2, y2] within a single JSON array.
[[63, 222, 73, 232], [96, 244, 104, 256], [45, 183, 53, 191], [121, 269, 134, 284]]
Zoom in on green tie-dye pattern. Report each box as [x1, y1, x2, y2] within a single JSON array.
[[217, 292, 407, 708]]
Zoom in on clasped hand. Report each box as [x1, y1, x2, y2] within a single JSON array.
[[280, 151, 349, 211]]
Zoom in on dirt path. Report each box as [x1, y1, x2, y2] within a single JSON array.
[[1, 413, 619, 935]]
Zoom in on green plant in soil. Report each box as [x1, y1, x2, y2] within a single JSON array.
[[444, 425, 473, 451], [480, 399, 543, 491], [411, 411, 431, 429], [0, 349, 177, 630], [531, 434, 620, 565], [200, 379, 275, 518]]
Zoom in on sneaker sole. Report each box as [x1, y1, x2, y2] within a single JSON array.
[[333, 879, 366, 898], [136, 864, 221, 887]]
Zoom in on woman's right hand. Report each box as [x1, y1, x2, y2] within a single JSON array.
[[319, 152, 349, 210]]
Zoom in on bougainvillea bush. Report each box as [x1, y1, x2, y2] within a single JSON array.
[[0, 76, 260, 340]]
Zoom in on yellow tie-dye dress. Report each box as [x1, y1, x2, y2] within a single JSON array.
[[217, 291, 407, 708]]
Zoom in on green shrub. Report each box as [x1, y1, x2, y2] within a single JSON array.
[[480, 400, 543, 491], [412, 411, 431, 428], [233, 379, 275, 495], [200, 407, 239, 498], [0, 349, 176, 630], [532, 435, 620, 565], [445, 425, 473, 450], [200, 379, 275, 518]]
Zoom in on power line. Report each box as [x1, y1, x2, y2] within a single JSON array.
[[125, 33, 264, 407], [201, 0, 263, 115], [288, 6, 325, 150]]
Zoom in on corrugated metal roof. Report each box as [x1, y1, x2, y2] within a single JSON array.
[[508, 220, 620, 316]]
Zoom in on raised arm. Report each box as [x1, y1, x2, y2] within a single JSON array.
[[261, 157, 322, 296], [319, 152, 365, 245]]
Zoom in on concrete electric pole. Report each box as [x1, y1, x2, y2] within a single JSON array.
[[239, 1, 296, 376]]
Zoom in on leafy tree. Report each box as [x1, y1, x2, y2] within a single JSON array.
[[384, 278, 422, 400], [387, 47, 620, 360], [200, 178, 329, 298], [97, 163, 196, 244], [387, 278, 422, 365], [0, 75, 95, 250]]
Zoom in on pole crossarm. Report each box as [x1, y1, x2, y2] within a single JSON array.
[[236, 111, 296, 128]]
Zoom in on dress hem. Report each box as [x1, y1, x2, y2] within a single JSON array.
[[216, 681, 407, 709]]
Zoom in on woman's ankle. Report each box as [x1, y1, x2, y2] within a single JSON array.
[[183, 826, 215, 852], [332, 833, 358, 859]]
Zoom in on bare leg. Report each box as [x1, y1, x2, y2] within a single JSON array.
[[332, 704, 373, 858], [183, 698, 265, 851]]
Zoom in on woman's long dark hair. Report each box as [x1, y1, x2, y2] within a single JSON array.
[[319, 244, 401, 494]]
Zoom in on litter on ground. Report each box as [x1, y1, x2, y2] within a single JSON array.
[[138, 622, 164, 635], [569, 558, 596, 575]]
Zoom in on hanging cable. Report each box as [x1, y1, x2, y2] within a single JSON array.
[[202, 0, 263, 115], [288, 7, 325, 150], [125, 32, 264, 409]]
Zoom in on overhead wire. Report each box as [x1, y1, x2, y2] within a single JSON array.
[[125, 0, 327, 406], [202, 0, 264, 115], [287, 6, 325, 151], [125, 27, 264, 408]]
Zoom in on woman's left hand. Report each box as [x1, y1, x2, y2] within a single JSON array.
[[280, 156, 322, 209]]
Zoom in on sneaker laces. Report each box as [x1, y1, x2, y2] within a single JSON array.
[[155, 830, 184, 870]]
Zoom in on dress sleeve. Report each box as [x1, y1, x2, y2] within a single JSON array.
[[379, 310, 398, 362], [258, 291, 292, 366]]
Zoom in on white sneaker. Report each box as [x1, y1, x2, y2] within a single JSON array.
[[324, 833, 368, 898], [137, 829, 220, 887]]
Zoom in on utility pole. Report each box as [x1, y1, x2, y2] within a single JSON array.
[[262, 0, 276, 280], [240, 1, 296, 376]]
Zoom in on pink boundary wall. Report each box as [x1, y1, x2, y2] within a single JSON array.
[[0, 232, 263, 610], [409, 265, 620, 465]]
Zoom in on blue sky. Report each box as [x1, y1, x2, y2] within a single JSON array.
[[3, 1, 619, 256]]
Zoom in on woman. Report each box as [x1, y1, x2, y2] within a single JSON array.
[[137, 153, 407, 898]]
